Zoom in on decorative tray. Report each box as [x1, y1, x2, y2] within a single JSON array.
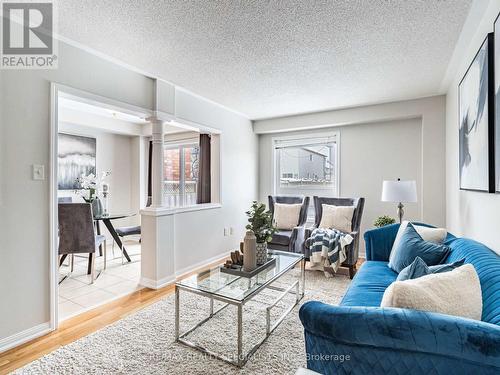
[[220, 257, 276, 278]]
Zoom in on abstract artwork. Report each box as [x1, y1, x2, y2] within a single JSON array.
[[58, 133, 96, 190], [459, 33, 494, 193], [495, 15, 500, 192]]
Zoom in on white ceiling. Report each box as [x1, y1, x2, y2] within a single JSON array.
[[56, 0, 472, 120]]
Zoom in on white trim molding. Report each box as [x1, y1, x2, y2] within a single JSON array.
[[0, 322, 51, 354], [140, 251, 230, 290], [271, 130, 341, 198], [49, 83, 59, 331], [139, 275, 176, 290], [140, 203, 222, 217], [49, 83, 153, 332]]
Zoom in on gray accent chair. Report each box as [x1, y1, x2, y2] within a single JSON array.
[[305, 196, 365, 279], [268, 195, 310, 253], [58, 203, 106, 284]]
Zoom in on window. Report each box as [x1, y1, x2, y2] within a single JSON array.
[[274, 133, 339, 218], [163, 140, 199, 207]]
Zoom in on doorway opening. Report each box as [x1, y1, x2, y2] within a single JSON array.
[[51, 86, 151, 323]]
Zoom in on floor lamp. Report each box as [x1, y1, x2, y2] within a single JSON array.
[[381, 179, 417, 223]]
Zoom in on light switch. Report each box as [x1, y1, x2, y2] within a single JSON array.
[[33, 164, 45, 180]]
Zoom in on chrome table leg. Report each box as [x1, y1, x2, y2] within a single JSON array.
[[175, 286, 180, 341], [301, 257, 306, 297], [237, 304, 243, 367]]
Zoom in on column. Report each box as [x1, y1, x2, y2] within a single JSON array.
[[140, 116, 176, 289], [150, 117, 165, 207]]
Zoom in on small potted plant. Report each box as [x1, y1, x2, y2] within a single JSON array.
[[373, 215, 396, 228], [245, 201, 276, 265]]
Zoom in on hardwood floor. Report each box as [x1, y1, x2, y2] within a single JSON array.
[[0, 257, 365, 374], [0, 284, 176, 374], [0, 255, 226, 375]]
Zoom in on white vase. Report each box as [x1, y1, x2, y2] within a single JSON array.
[[256, 242, 268, 265]]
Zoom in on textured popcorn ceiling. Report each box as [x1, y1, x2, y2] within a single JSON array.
[[55, 0, 472, 119]]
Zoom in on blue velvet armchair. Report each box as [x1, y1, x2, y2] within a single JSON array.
[[299, 223, 500, 375]]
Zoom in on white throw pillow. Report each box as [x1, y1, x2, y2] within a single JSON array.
[[273, 203, 302, 230], [318, 204, 355, 233], [381, 264, 482, 320], [389, 221, 447, 265]]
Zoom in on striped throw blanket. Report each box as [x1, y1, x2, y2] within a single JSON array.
[[306, 228, 353, 277]]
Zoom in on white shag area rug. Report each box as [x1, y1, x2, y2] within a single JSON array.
[[15, 269, 350, 375]]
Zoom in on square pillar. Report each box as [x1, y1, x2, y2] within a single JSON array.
[[140, 209, 176, 289]]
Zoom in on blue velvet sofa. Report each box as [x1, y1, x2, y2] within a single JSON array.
[[299, 223, 500, 374]]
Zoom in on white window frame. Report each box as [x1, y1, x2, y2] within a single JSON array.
[[272, 131, 341, 197], [164, 138, 199, 207]]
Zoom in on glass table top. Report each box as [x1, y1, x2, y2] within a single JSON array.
[[177, 250, 303, 302], [93, 213, 136, 220]]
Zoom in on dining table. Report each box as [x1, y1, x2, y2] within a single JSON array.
[[89, 212, 137, 274]]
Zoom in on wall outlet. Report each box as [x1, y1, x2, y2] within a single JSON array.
[[32, 164, 45, 180], [229, 227, 234, 235], [224, 227, 228, 236]]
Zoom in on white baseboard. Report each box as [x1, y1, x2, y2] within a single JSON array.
[[1, 254, 231, 353], [140, 275, 176, 289], [139, 252, 230, 290], [0, 322, 51, 354], [175, 251, 230, 279]]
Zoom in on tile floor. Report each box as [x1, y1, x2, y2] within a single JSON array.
[[58, 240, 142, 321]]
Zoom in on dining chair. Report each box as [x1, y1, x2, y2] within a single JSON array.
[[113, 225, 141, 263], [58, 203, 107, 284]]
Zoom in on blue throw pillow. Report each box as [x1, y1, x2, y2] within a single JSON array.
[[428, 258, 465, 273], [397, 256, 465, 281], [396, 256, 429, 281], [388, 223, 450, 273]]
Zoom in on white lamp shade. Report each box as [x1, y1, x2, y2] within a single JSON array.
[[381, 180, 417, 203]]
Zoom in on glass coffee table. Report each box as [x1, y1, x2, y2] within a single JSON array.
[[174, 249, 305, 367]]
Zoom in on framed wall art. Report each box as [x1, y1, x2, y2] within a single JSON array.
[[459, 33, 494, 193]]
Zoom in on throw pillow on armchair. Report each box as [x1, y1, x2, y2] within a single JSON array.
[[273, 203, 302, 230], [318, 204, 355, 233]]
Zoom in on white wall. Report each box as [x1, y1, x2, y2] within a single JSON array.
[[0, 41, 153, 344], [445, 0, 500, 254], [0, 40, 257, 349], [255, 96, 447, 241], [140, 89, 258, 285], [259, 119, 423, 253], [173, 91, 258, 274], [58, 123, 142, 230]]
